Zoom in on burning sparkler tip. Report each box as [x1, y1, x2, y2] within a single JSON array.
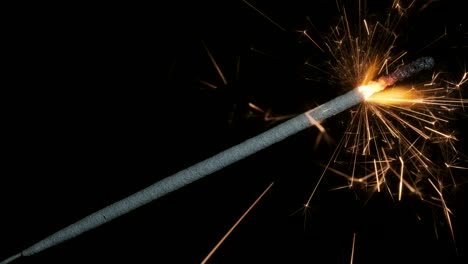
[[383, 56, 435, 86], [358, 82, 386, 99], [359, 57, 436, 100]]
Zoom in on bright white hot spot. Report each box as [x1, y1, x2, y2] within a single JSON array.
[[358, 80, 387, 99]]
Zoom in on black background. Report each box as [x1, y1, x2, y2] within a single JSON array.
[[2, 1, 468, 263]]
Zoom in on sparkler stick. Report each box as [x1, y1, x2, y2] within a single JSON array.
[[0, 57, 434, 264]]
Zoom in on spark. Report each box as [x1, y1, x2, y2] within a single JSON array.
[[201, 182, 274, 264], [199, 79, 218, 89], [399, 156, 404, 201], [374, 159, 380, 192], [202, 41, 228, 86], [363, 19, 370, 36], [241, 0, 285, 31], [424, 126, 457, 140], [249, 46, 273, 57], [247, 103, 295, 124], [298, 29, 324, 52], [248, 102, 265, 113], [428, 178, 456, 243], [416, 28, 447, 55], [350, 233, 357, 264], [305, 113, 326, 133], [392, 0, 416, 16]]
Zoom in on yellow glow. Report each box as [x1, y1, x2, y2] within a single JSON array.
[[366, 87, 422, 104], [358, 80, 386, 99]]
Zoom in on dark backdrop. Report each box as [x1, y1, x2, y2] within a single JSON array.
[[1, 1, 467, 263]]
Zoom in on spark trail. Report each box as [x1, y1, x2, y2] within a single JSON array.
[[0, 58, 433, 264]]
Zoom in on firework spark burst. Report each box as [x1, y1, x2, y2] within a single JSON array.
[[291, 0, 468, 254], [195, 0, 467, 262]]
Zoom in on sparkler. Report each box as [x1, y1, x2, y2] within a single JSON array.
[[1, 1, 466, 263], [0, 48, 435, 264]]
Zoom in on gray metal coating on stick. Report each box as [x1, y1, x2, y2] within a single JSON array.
[[0, 254, 20, 264], [0, 89, 364, 263]]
